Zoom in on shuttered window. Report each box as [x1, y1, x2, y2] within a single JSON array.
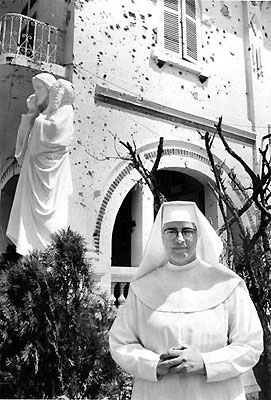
[[164, 0, 180, 54], [182, 0, 198, 62], [162, 0, 199, 64]]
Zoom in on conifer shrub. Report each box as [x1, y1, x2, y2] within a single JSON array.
[[0, 228, 133, 399]]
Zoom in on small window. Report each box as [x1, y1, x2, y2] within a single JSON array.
[[158, 0, 200, 65]]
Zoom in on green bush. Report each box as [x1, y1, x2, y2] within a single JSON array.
[[0, 228, 133, 399]]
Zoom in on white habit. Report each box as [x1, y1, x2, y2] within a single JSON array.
[[109, 202, 263, 400]]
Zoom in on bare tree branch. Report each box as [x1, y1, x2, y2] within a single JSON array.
[[215, 117, 258, 184], [201, 130, 233, 245], [150, 137, 164, 174], [120, 138, 166, 214], [216, 117, 271, 220]]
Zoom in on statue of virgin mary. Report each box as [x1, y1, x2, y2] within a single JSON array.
[[7, 73, 75, 255]]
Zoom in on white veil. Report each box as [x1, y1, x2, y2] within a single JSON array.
[[133, 201, 223, 280]]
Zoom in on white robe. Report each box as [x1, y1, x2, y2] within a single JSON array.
[[7, 105, 73, 255], [109, 263, 263, 400]]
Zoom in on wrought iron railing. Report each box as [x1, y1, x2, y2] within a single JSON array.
[[0, 13, 59, 64]]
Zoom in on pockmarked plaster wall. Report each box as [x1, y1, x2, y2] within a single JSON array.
[[71, 0, 263, 124], [68, 0, 268, 250]]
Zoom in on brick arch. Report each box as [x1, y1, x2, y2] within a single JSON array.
[[94, 144, 256, 255], [0, 160, 20, 253], [93, 164, 134, 254], [0, 160, 20, 190], [145, 147, 211, 166]]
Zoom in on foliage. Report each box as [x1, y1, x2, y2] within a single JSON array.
[[228, 238, 271, 400], [0, 228, 133, 399]]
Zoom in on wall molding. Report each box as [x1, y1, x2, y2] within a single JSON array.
[[95, 85, 256, 145]]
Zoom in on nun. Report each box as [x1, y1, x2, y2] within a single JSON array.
[[109, 201, 263, 400]]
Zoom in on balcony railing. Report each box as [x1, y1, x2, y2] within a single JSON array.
[[0, 13, 59, 64], [110, 281, 130, 307], [110, 267, 137, 307]]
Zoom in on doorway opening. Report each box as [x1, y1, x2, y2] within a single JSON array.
[[111, 188, 134, 267], [111, 170, 205, 267], [155, 169, 205, 213]]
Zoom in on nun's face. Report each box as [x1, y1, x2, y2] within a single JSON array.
[[33, 79, 49, 108], [162, 221, 198, 266]]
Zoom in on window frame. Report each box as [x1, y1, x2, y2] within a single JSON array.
[[155, 0, 203, 74]]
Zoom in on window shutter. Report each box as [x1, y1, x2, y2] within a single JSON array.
[[181, 0, 198, 62], [163, 0, 181, 55]]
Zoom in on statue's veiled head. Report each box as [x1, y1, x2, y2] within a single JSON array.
[[32, 73, 57, 109]]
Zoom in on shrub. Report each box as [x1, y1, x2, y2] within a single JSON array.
[[0, 228, 133, 399]]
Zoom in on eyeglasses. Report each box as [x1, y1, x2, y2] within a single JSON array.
[[163, 227, 197, 240]]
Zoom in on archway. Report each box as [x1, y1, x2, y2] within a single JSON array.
[[155, 169, 205, 213], [111, 170, 206, 268], [111, 187, 134, 267], [95, 140, 255, 294]]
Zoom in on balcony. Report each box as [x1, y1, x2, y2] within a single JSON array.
[[0, 13, 65, 74]]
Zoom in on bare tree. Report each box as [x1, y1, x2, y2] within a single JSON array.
[[199, 116, 271, 400], [120, 123, 270, 398], [120, 137, 166, 216]]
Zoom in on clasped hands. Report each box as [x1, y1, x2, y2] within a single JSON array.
[[157, 345, 206, 380]]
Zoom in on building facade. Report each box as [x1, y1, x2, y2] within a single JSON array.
[[1, 0, 271, 300]]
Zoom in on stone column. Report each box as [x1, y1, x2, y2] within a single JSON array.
[[131, 185, 153, 267]]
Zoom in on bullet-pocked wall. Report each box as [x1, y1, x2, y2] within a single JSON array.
[[67, 0, 271, 286], [1, 0, 271, 286]]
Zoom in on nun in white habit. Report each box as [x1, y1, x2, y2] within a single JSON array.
[[109, 201, 263, 400]]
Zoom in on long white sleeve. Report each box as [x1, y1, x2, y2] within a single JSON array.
[[109, 290, 160, 382], [201, 282, 263, 382]]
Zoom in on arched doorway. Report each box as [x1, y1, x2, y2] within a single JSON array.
[[155, 169, 205, 213], [111, 170, 205, 267], [111, 187, 134, 267]]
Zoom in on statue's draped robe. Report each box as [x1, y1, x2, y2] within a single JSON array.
[[7, 104, 73, 255]]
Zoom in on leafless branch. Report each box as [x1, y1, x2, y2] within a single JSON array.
[[216, 117, 271, 220], [201, 130, 233, 243], [215, 117, 257, 184], [150, 137, 164, 174]]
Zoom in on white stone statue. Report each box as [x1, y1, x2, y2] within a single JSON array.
[[7, 72, 75, 255]]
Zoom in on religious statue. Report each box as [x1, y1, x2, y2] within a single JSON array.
[[7, 72, 75, 256]]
